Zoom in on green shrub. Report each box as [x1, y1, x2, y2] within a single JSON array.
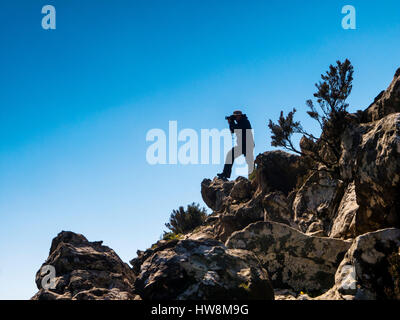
[[268, 59, 354, 175], [165, 202, 208, 235]]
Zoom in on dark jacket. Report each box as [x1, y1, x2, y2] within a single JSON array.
[[229, 115, 254, 151]]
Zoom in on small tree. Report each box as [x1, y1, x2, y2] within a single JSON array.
[[268, 59, 354, 173], [164, 202, 208, 236]]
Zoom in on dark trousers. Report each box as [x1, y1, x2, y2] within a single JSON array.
[[222, 143, 254, 178]]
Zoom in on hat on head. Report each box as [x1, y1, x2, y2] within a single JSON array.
[[233, 110, 243, 116]]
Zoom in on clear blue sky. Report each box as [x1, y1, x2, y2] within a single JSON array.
[[0, 0, 399, 299]]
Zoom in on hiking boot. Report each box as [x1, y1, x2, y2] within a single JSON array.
[[217, 173, 228, 181]]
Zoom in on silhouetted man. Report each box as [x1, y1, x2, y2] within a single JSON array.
[[217, 110, 255, 180]]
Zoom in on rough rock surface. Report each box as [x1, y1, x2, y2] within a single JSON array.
[[318, 228, 400, 300], [200, 152, 308, 242], [292, 171, 344, 235], [263, 191, 294, 227], [329, 182, 358, 239], [132, 238, 274, 300], [32, 231, 138, 300], [201, 178, 235, 213], [254, 151, 308, 195], [230, 176, 253, 201], [226, 221, 351, 295], [364, 69, 400, 122], [201, 177, 265, 241], [340, 112, 400, 235]]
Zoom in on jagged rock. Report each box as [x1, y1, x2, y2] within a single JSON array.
[[317, 228, 400, 300], [292, 171, 344, 235], [263, 191, 294, 226], [130, 239, 181, 276], [133, 238, 274, 300], [226, 221, 351, 295], [340, 123, 367, 181], [200, 153, 310, 242], [230, 176, 253, 201], [212, 213, 253, 243], [32, 231, 138, 300], [364, 69, 400, 122], [201, 177, 265, 241], [201, 173, 301, 242], [354, 113, 400, 234], [215, 187, 283, 242], [340, 113, 400, 235], [200, 178, 235, 212], [184, 224, 218, 241], [329, 182, 358, 239], [254, 151, 308, 195], [307, 221, 325, 235]]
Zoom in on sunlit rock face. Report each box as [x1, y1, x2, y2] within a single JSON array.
[[226, 221, 351, 295], [132, 238, 274, 300]]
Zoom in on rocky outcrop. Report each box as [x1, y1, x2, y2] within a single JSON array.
[[132, 238, 274, 300], [364, 69, 400, 122], [230, 177, 253, 201], [292, 171, 344, 236], [340, 113, 400, 235], [198, 94, 400, 299], [254, 151, 308, 195], [226, 221, 351, 295], [201, 177, 265, 241], [263, 192, 294, 227], [329, 182, 358, 239], [200, 152, 308, 242], [32, 67, 400, 301], [201, 178, 235, 213], [32, 231, 139, 300], [318, 228, 400, 300]]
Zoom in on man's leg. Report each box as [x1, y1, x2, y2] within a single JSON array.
[[219, 146, 242, 179], [243, 129, 255, 177], [245, 147, 255, 177]]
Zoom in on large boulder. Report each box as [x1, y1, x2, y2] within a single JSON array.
[[318, 228, 400, 300], [226, 221, 351, 295], [201, 176, 254, 211], [292, 171, 344, 235], [201, 177, 264, 241], [133, 238, 274, 300], [230, 176, 253, 201], [340, 112, 400, 235], [201, 178, 238, 213], [254, 151, 308, 195], [32, 231, 138, 300]]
